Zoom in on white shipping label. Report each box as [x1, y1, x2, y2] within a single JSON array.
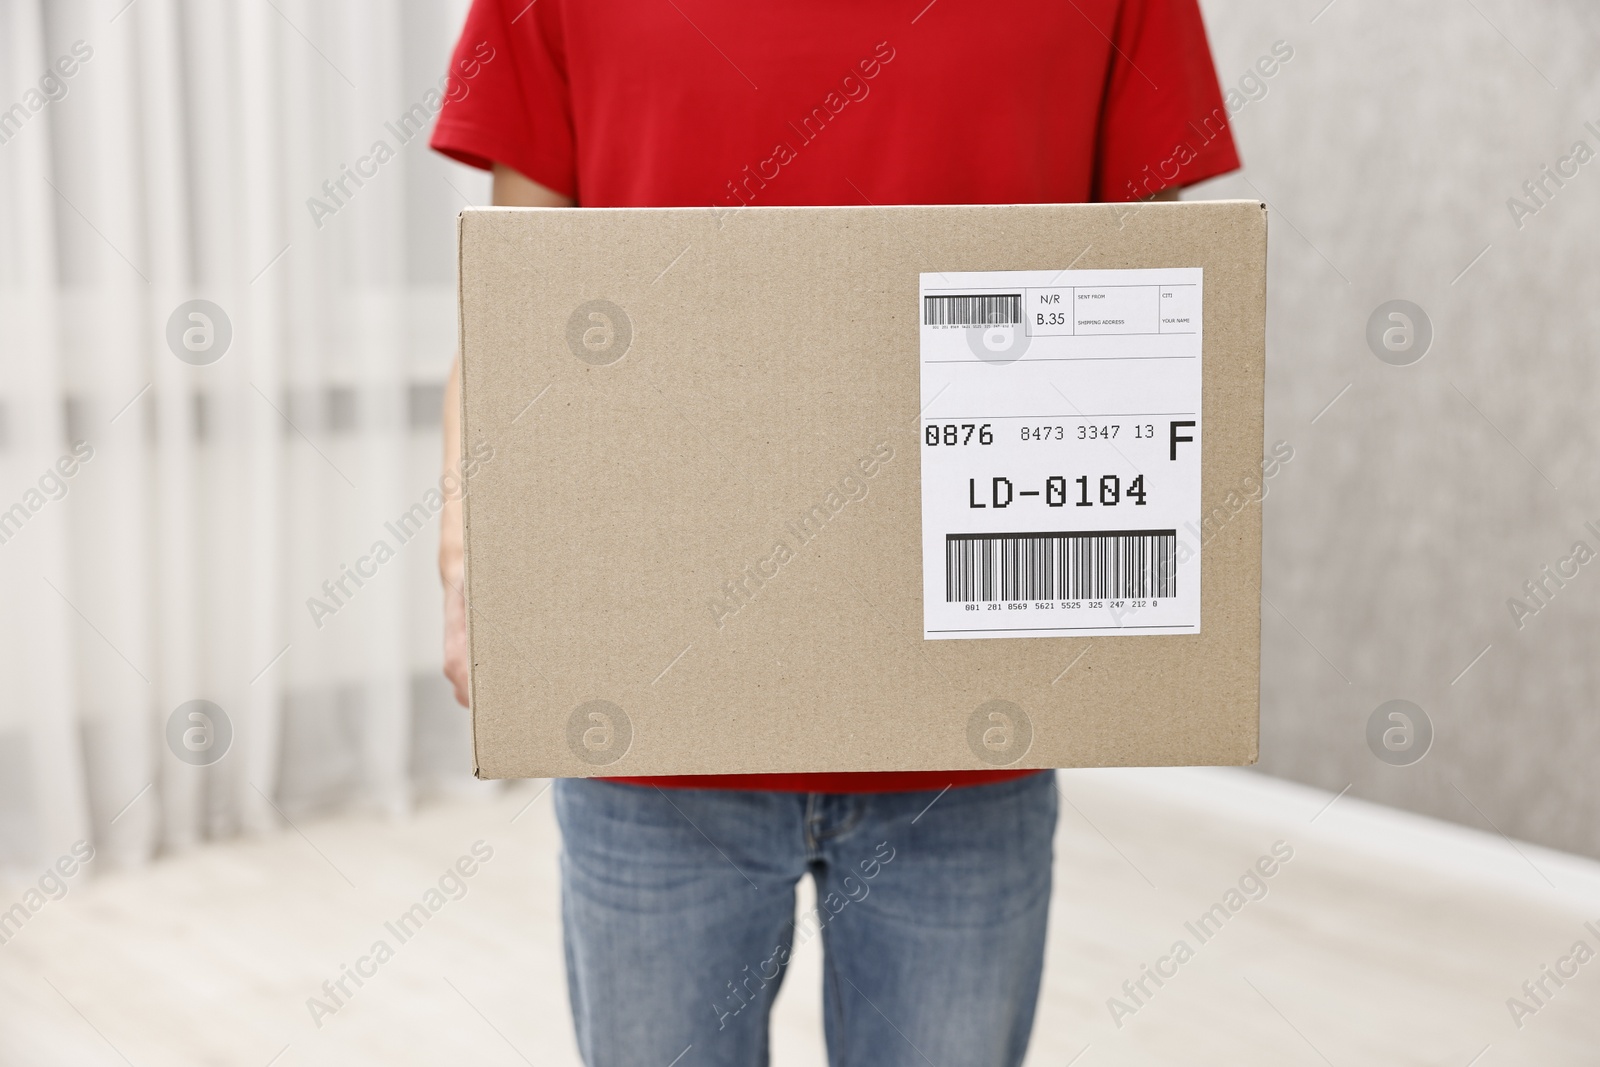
[[920, 268, 1203, 640]]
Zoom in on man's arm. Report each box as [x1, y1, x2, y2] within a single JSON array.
[[441, 164, 574, 707]]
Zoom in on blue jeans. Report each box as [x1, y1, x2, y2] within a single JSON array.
[[554, 771, 1058, 1067]]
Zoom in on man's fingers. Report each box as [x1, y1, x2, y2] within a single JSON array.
[[442, 567, 470, 707], [444, 643, 469, 707]]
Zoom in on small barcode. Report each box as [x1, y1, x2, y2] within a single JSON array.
[[924, 294, 1021, 327], [945, 530, 1177, 603]]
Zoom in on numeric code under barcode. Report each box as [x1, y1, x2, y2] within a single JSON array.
[[945, 530, 1177, 602]]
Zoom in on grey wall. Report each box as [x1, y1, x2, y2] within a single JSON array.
[[1192, 1, 1600, 858]]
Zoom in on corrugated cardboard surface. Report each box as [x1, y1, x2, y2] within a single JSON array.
[[459, 201, 1266, 779]]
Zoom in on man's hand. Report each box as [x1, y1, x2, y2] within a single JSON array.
[[439, 349, 472, 708], [440, 164, 574, 708], [442, 557, 470, 706]]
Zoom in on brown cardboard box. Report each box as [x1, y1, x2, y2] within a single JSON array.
[[458, 200, 1267, 779]]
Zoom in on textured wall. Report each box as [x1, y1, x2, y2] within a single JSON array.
[[1193, 1, 1600, 859]]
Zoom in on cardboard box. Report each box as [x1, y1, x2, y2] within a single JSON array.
[[458, 200, 1267, 779]]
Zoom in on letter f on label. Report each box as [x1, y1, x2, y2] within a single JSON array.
[[1170, 421, 1196, 460]]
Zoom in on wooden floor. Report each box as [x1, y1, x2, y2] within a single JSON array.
[[2, 768, 1597, 1066]]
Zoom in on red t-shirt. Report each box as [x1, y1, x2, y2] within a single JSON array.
[[432, 0, 1239, 793]]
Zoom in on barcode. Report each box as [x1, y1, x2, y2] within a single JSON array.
[[945, 530, 1177, 603], [924, 294, 1021, 327]]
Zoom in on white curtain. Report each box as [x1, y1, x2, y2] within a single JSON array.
[[0, 0, 490, 877]]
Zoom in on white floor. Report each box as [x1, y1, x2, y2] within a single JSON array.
[[2, 768, 1598, 1066]]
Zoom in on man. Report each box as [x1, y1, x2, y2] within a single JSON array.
[[431, 2, 1238, 1063]]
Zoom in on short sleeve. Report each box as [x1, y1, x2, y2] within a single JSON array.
[[1092, 0, 1241, 202], [429, 0, 577, 199]]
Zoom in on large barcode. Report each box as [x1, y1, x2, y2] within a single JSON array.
[[945, 530, 1177, 603], [924, 293, 1021, 327]]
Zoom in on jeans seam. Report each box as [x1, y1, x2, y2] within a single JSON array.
[[822, 919, 849, 1067], [811, 801, 866, 844]]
